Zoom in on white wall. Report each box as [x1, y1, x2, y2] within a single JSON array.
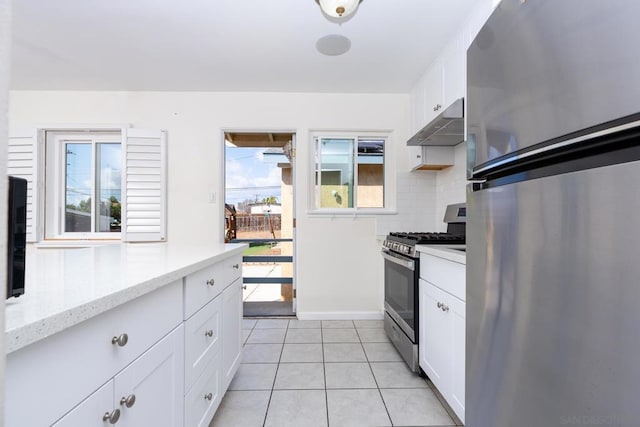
[[434, 143, 467, 230], [9, 90, 438, 318], [0, 0, 10, 418]]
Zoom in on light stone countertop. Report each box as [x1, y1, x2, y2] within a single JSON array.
[[415, 244, 466, 265], [5, 242, 247, 354]]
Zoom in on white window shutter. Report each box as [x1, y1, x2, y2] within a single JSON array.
[[8, 131, 41, 242], [122, 129, 167, 242]]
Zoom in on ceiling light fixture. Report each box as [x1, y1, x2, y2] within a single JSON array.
[[315, 0, 363, 19]]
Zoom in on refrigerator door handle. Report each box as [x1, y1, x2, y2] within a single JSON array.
[[473, 119, 640, 177]]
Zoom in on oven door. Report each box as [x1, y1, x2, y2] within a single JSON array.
[[382, 249, 417, 343]]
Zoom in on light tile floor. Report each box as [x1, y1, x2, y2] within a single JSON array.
[[210, 319, 463, 427]]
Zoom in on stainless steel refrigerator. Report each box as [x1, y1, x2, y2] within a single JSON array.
[[466, 1, 640, 426]]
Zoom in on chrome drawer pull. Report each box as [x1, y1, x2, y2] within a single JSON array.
[[103, 409, 120, 424], [206, 278, 215, 287], [205, 330, 214, 338], [111, 333, 129, 347], [120, 394, 136, 408], [204, 392, 213, 401]]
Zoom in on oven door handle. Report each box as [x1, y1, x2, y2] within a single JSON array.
[[381, 250, 415, 271]]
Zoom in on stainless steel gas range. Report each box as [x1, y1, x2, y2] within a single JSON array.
[[382, 203, 466, 372]]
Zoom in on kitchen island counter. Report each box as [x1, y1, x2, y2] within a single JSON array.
[[5, 242, 246, 353]]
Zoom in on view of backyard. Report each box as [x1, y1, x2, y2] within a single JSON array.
[[225, 136, 294, 311]]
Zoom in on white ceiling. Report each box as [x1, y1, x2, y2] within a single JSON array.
[[11, 0, 476, 93]]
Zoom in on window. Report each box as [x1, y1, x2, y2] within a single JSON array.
[[313, 133, 388, 211], [46, 132, 122, 238], [8, 127, 167, 243]]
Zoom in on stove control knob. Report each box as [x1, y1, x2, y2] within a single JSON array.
[[404, 246, 410, 255]]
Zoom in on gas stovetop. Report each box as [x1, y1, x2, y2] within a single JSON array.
[[387, 232, 466, 245]]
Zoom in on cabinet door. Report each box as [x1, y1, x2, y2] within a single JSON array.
[[442, 35, 465, 108], [419, 279, 451, 393], [53, 381, 115, 427], [115, 325, 185, 427], [450, 297, 466, 424], [408, 145, 424, 170], [423, 61, 444, 124], [222, 278, 243, 390], [409, 75, 426, 135]]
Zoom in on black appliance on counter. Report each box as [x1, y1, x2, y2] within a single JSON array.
[[7, 176, 27, 299], [382, 203, 466, 371]]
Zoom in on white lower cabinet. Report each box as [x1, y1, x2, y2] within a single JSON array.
[[53, 382, 114, 427], [6, 253, 244, 427], [54, 325, 184, 427], [184, 352, 223, 427], [115, 326, 184, 427], [182, 271, 243, 427], [420, 279, 450, 388], [222, 278, 243, 389], [419, 272, 466, 423], [184, 295, 222, 391]]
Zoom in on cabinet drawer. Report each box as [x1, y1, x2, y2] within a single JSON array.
[[184, 354, 222, 427], [5, 280, 182, 427], [185, 294, 222, 392], [184, 255, 242, 319], [420, 253, 465, 301]]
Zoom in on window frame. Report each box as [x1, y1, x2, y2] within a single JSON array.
[[45, 131, 123, 240], [309, 131, 395, 215]]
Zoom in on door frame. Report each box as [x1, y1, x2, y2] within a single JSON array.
[[220, 128, 297, 314]]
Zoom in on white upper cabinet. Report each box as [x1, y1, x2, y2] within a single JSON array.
[[422, 60, 444, 126], [442, 34, 466, 110], [409, 75, 426, 136]]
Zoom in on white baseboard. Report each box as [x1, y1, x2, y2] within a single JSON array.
[[295, 311, 384, 321]]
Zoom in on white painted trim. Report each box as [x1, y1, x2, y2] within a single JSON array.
[[308, 130, 396, 213], [33, 123, 131, 132], [296, 311, 384, 321]]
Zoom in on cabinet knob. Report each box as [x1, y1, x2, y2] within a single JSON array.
[[204, 392, 213, 401], [232, 264, 240, 270], [441, 304, 450, 312], [120, 394, 136, 408], [111, 333, 129, 347], [437, 302, 442, 309], [103, 409, 121, 424], [206, 278, 215, 287], [205, 329, 214, 338], [416, 154, 421, 158]]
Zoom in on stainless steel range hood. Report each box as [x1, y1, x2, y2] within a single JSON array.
[[407, 98, 464, 146]]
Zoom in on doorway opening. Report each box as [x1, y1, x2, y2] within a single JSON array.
[[224, 131, 296, 317]]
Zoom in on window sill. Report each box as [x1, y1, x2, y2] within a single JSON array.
[[307, 209, 398, 217], [34, 240, 122, 249]]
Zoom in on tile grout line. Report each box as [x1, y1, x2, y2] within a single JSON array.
[[355, 324, 395, 427], [261, 319, 289, 427], [321, 321, 330, 426]]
